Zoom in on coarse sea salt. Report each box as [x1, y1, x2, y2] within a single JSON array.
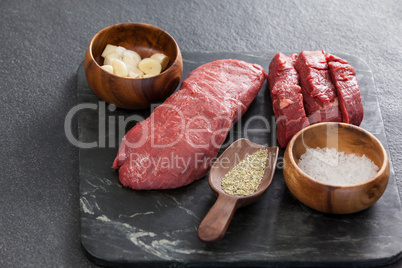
[[297, 147, 379, 186]]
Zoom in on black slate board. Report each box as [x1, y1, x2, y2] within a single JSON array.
[[77, 52, 402, 267]]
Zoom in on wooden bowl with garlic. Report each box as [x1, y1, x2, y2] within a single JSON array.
[[84, 23, 183, 109]]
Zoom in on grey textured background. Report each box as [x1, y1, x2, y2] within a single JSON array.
[[1, 0, 401, 267]]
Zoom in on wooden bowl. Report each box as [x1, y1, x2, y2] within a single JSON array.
[[283, 122, 390, 214], [84, 23, 183, 109]]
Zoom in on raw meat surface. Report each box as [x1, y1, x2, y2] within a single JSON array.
[[113, 59, 267, 190], [295, 51, 342, 124], [327, 58, 363, 126], [268, 52, 309, 148]]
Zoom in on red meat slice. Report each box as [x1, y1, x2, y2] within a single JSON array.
[[295, 51, 343, 124], [327, 58, 363, 126], [112, 59, 267, 190], [268, 52, 309, 148]]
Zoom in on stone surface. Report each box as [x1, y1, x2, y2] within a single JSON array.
[[1, 0, 401, 267], [78, 52, 402, 267]]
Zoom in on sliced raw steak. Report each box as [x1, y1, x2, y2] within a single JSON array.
[[113, 59, 267, 190], [326, 54, 364, 126], [268, 52, 309, 148], [295, 51, 342, 124]]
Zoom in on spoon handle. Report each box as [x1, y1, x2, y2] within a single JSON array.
[[197, 194, 238, 243]]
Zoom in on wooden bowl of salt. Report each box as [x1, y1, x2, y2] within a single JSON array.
[[283, 122, 390, 214]]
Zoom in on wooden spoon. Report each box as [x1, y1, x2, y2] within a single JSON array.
[[197, 138, 279, 243]]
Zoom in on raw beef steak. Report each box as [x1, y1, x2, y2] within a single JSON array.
[[268, 52, 309, 148], [327, 55, 364, 126], [113, 59, 267, 190], [295, 51, 342, 124]]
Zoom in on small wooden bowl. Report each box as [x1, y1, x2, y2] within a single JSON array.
[[84, 23, 183, 109], [283, 122, 390, 214]]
